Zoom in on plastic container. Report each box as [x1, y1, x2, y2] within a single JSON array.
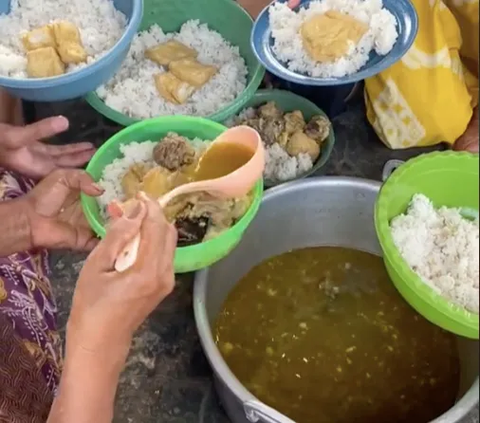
[[0, 0, 143, 102], [85, 0, 265, 126], [81, 116, 264, 274], [229, 89, 335, 187], [375, 152, 479, 339]]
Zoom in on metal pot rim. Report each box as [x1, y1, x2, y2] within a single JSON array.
[[193, 176, 479, 423]]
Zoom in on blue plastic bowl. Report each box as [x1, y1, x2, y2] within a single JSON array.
[[0, 0, 143, 102], [252, 0, 418, 86]]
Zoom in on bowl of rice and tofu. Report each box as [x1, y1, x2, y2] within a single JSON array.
[[252, 0, 418, 85], [226, 89, 335, 187], [0, 0, 142, 101], [84, 0, 265, 126], [375, 152, 479, 339], [81, 115, 264, 274]]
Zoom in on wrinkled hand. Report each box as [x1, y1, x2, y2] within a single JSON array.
[[23, 169, 103, 251], [68, 194, 177, 352], [0, 116, 96, 179]]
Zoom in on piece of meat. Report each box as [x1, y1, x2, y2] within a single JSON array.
[[121, 163, 149, 198], [304, 115, 331, 143], [175, 216, 210, 247], [262, 117, 286, 146], [153, 133, 196, 171], [284, 110, 306, 134], [139, 166, 173, 199], [286, 130, 320, 161], [52, 21, 87, 64], [258, 101, 282, 119]]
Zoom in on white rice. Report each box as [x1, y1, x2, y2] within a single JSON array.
[[97, 139, 207, 218], [269, 0, 398, 78], [391, 194, 479, 314], [0, 0, 126, 78], [96, 20, 248, 119], [227, 107, 313, 183]]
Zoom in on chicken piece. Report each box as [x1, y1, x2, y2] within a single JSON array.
[[243, 117, 263, 134], [175, 216, 210, 247], [169, 58, 217, 88], [26, 47, 65, 78], [154, 72, 196, 105], [261, 117, 285, 146], [121, 163, 149, 198], [52, 21, 82, 45], [277, 131, 290, 149], [21, 25, 56, 51], [139, 166, 173, 199], [304, 115, 331, 143], [145, 40, 198, 66], [300, 11, 368, 63], [258, 101, 282, 120], [286, 130, 320, 161], [284, 110, 306, 134], [153, 133, 196, 171]]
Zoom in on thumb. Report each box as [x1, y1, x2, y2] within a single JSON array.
[[287, 0, 300, 8], [2, 116, 69, 149], [91, 201, 147, 271]]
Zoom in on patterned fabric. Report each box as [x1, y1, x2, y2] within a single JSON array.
[[0, 313, 52, 423], [365, 0, 479, 148], [0, 169, 62, 395]]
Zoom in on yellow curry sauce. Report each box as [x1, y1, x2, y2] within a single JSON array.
[[215, 247, 460, 423]]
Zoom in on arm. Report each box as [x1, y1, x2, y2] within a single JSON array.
[[0, 199, 33, 256], [47, 334, 131, 423]]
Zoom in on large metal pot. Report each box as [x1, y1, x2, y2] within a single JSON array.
[[194, 177, 479, 423]]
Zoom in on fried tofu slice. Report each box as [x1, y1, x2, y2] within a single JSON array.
[[169, 58, 217, 88], [52, 21, 87, 64], [154, 72, 196, 104], [26, 47, 65, 78], [21, 25, 56, 51], [146, 40, 197, 66]]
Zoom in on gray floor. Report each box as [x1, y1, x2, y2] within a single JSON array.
[[33, 98, 478, 423]]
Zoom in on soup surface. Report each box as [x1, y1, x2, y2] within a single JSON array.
[[215, 247, 460, 423]]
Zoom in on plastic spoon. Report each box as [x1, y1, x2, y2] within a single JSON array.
[[114, 125, 265, 272]]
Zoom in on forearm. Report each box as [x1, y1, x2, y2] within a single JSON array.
[[47, 340, 130, 423], [0, 198, 33, 256]]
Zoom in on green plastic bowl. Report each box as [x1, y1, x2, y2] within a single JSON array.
[[228, 89, 336, 188], [375, 152, 479, 339], [84, 0, 265, 126], [81, 116, 264, 274]]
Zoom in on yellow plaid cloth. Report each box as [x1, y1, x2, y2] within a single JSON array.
[[365, 0, 479, 148]]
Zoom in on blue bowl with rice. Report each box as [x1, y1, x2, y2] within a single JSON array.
[[251, 0, 419, 85], [0, 0, 143, 102]]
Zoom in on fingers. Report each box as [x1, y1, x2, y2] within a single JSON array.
[[1, 116, 69, 149], [54, 168, 104, 197], [41, 142, 95, 157], [53, 149, 96, 168], [91, 200, 147, 270]]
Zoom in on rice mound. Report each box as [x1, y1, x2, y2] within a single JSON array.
[[391, 194, 479, 314], [96, 20, 248, 119], [227, 107, 313, 183], [0, 0, 126, 78], [269, 0, 398, 78], [97, 139, 207, 217]]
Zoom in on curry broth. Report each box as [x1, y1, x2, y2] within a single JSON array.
[[215, 247, 460, 423]]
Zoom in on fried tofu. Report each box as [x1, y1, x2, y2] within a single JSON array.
[[169, 58, 217, 88], [52, 21, 82, 45], [154, 72, 196, 104], [26, 47, 65, 78], [146, 40, 198, 66], [21, 25, 56, 51], [51, 21, 87, 64]]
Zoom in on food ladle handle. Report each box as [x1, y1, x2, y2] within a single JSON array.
[[243, 400, 295, 423]]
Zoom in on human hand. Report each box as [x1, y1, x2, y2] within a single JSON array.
[[0, 116, 95, 179], [238, 0, 300, 19], [23, 168, 103, 251], [453, 107, 479, 153], [67, 193, 177, 353]]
